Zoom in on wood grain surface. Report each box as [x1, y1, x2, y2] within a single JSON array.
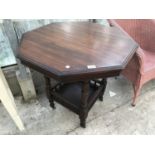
[[19, 22, 138, 81]]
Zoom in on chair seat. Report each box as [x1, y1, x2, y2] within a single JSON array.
[[143, 50, 155, 73]]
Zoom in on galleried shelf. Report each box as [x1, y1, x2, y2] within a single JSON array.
[[49, 79, 107, 128]]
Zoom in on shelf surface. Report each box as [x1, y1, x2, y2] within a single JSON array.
[[55, 82, 96, 108]]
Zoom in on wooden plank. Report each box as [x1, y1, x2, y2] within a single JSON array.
[[0, 68, 25, 131], [3, 20, 19, 57], [10, 20, 38, 100]]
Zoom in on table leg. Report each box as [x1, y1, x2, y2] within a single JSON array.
[[99, 78, 107, 101], [44, 76, 55, 109], [79, 81, 89, 128]]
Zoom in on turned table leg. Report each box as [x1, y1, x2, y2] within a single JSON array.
[[79, 81, 89, 128], [99, 78, 107, 101], [44, 76, 55, 109]]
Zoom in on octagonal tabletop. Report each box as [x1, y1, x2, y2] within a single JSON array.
[[19, 22, 138, 82]]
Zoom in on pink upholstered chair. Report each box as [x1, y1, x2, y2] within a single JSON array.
[[108, 19, 155, 106]]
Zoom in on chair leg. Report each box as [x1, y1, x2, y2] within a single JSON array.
[[132, 81, 142, 106]]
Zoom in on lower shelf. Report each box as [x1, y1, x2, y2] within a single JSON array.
[[51, 82, 102, 114]]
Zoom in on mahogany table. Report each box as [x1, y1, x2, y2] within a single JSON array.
[[19, 22, 138, 128]]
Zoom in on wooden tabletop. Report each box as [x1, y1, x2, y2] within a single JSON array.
[[19, 22, 138, 82]]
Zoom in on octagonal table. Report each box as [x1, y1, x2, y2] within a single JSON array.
[[19, 22, 138, 128]]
